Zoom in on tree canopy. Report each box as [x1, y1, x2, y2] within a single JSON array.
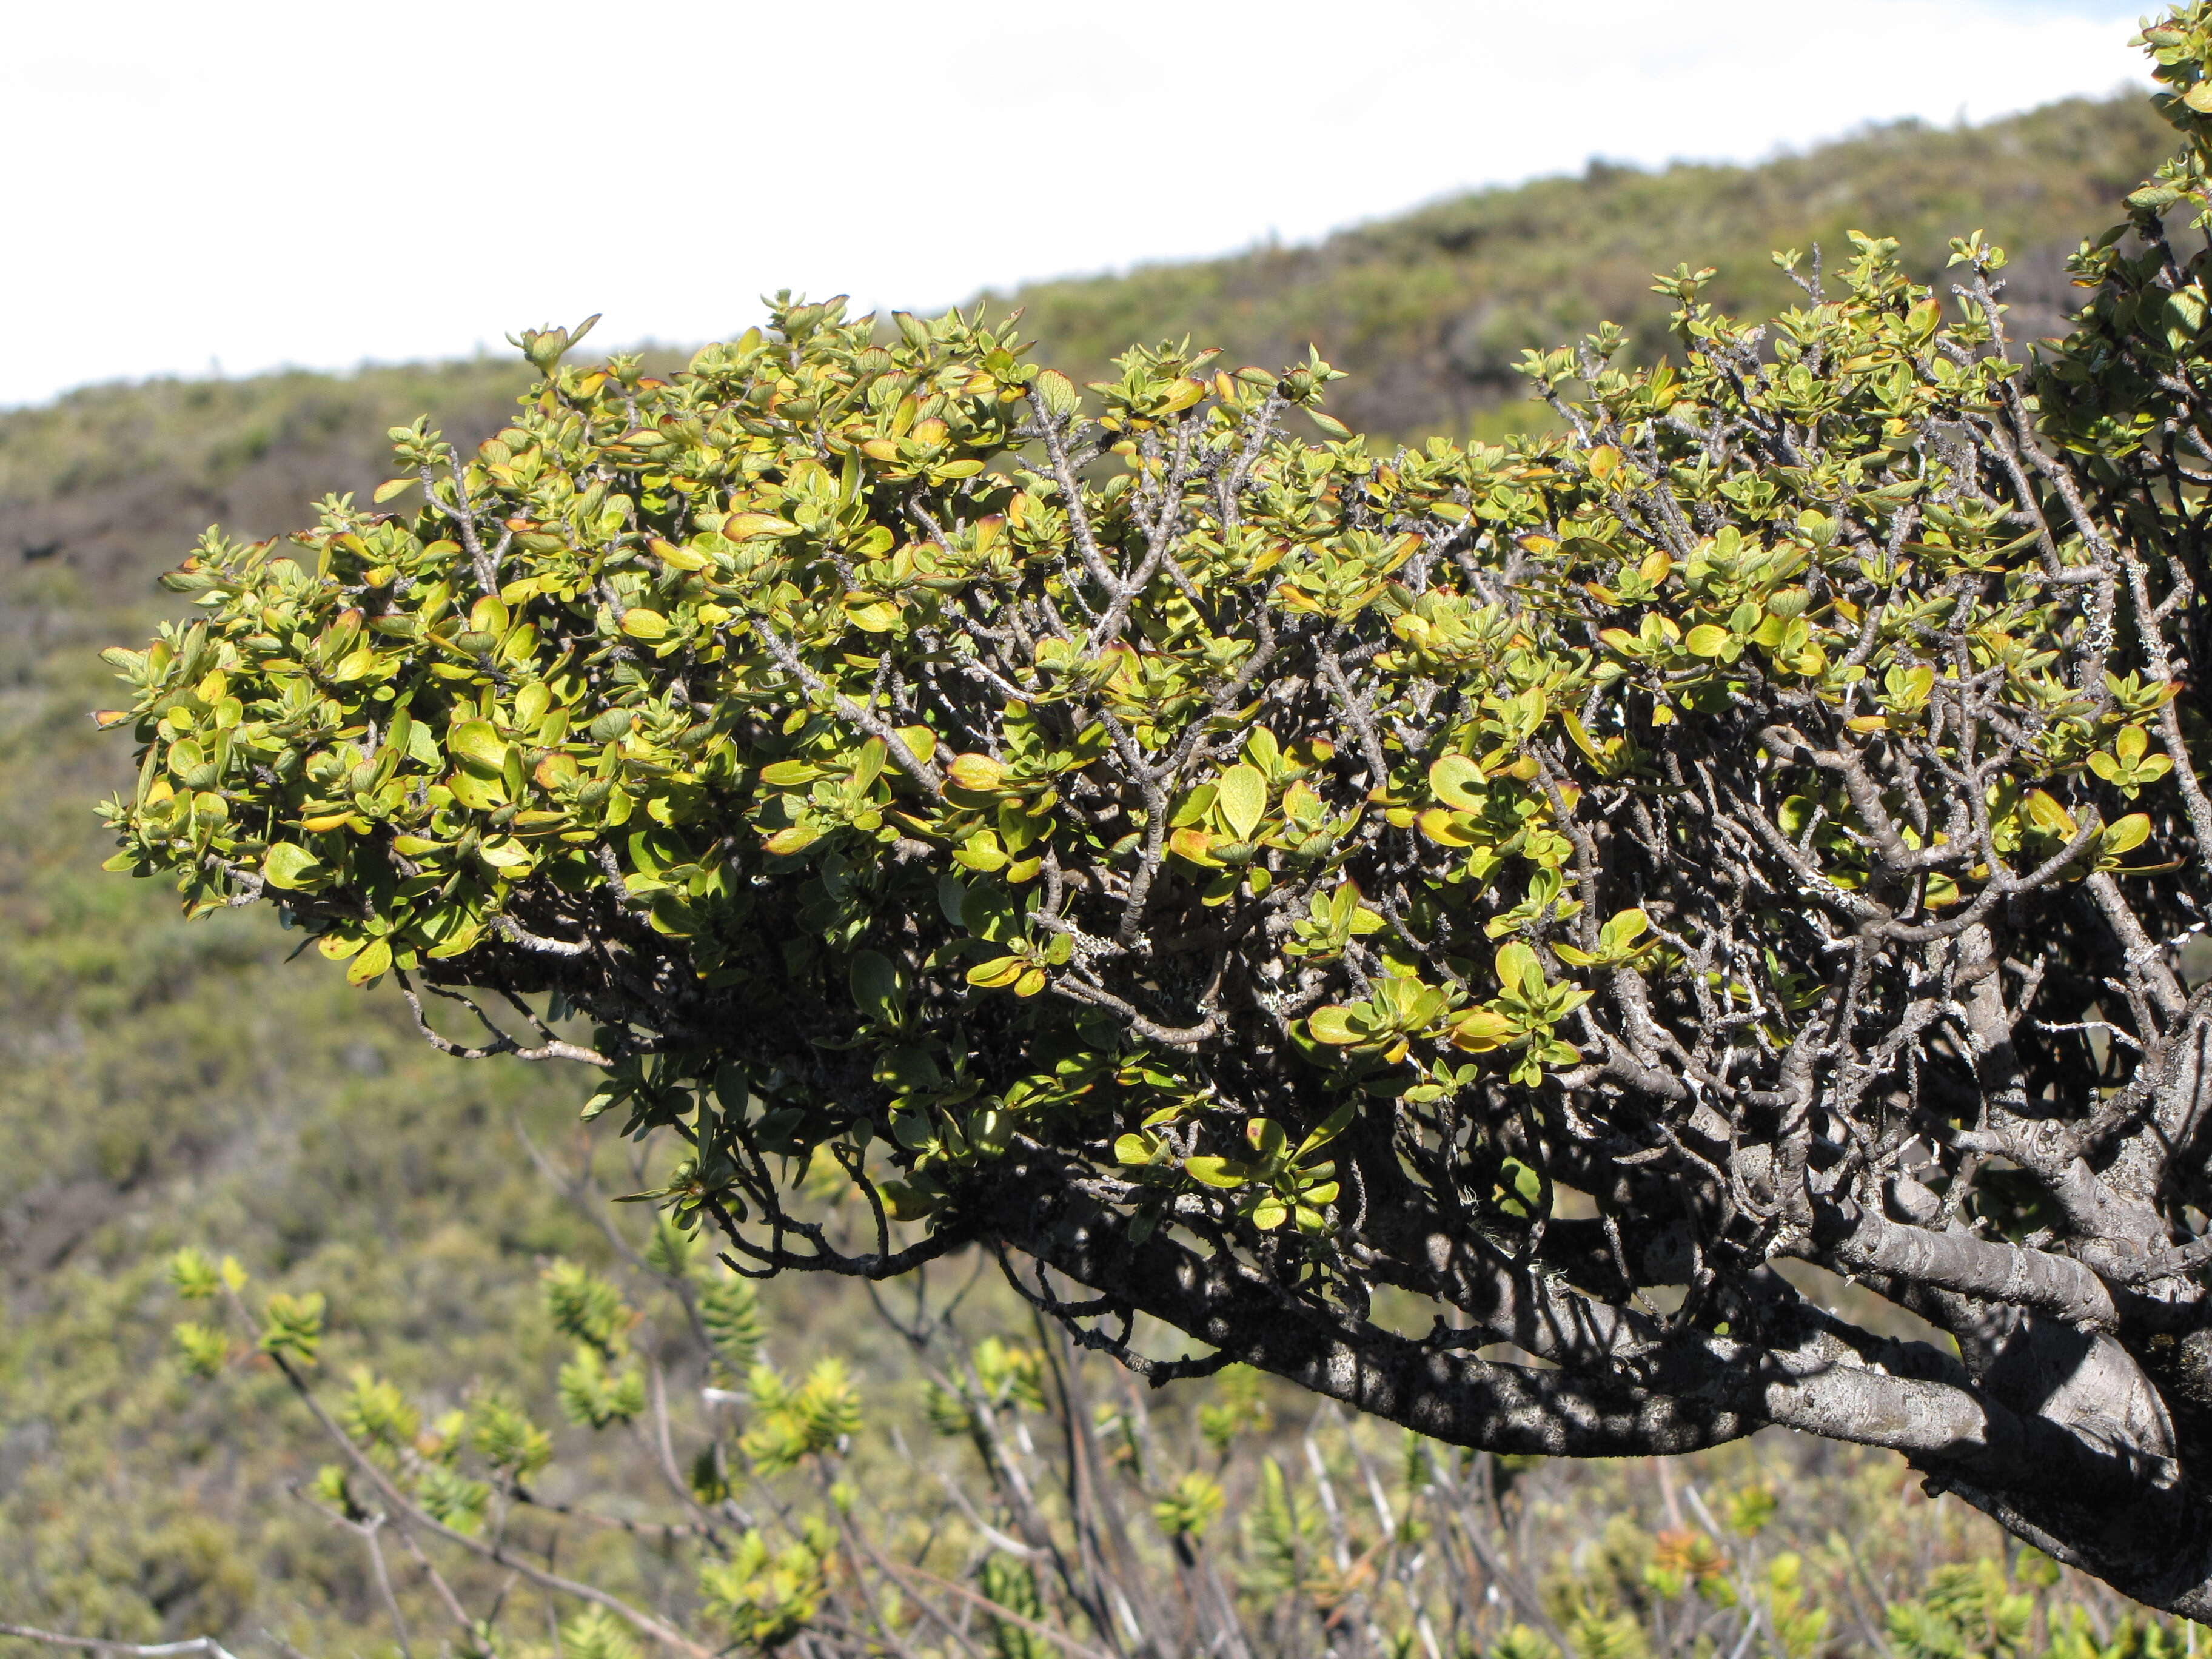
[[96, 2, 2212, 1615]]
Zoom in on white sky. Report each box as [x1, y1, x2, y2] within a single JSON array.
[[0, 0, 2159, 409]]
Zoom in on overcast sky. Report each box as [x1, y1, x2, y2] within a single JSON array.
[[0, 0, 2159, 409]]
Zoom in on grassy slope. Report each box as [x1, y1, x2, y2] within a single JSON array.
[[0, 93, 2177, 1644], [996, 96, 2172, 442], [0, 363, 575, 1632]]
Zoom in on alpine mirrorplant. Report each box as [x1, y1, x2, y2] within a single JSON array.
[[96, 6, 2212, 1615]]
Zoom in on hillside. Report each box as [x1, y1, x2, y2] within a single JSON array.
[[996, 94, 2172, 441], [0, 90, 2182, 1644]]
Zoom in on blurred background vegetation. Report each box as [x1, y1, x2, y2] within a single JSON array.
[[0, 90, 2192, 1653]]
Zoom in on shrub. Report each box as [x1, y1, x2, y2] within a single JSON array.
[[95, 0, 2212, 1617]]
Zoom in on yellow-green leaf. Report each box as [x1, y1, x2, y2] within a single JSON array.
[[2022, 789, 2078, 837], [1429, 752, 1486, 810], [1307, 1007, 1362, 1044], [1184, 1156, 1252, 1189], [1033, 369, 1081, 418], [1418, 809, 1483, 848], [650, 537, 711, 572], [1114, 1133, 1161, 1166], [1451, 1010, 1516, 1052], [1169, 826, 1222, 868], [1215, 764, 1267, 840], [1495, 941, 1543, 996], [347, 938, 393, 987], [842, 595, 902, 633], [724, 512, 798, 540], [262, 843, 324, 890], [2102, 813, 2151, 857], [948, 752, 1005, 792], [764, 824, 821, 856], [449, 720, 507, 768]]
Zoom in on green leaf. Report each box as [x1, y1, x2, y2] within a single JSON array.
[[1295, 1102, 1358, 1159], [1601, 907, 1649, 948], [478, 836, 534, 871], [1114, 1133, 1161, 1165], [512, 680, 552, 731], [173, 1321, 230, 1378], [849, 950, 902, 1024], [448, 720, 508, 768], [347, 938, 394, 987], [263, 843, 324, 891], [1033, 369, 1082, 418], [967, 956, 1025, 988], [936, 874, 970, 928], [1184, 1156, 1252, 1188], [449, 766, 508, 810], [1307, 1007, 1362, 1044], [2101, 813, 2152, 858], [1169, 826, 1222, 867], [699, 1276, 763, 1371], [1215, 763, 1267, 840], [1494, 941, 1543, 997], [2022, 789, 2077, 837], [763, 824, 819, 856], [621, 608, 669, 641], [948, 752, 1005, 791], [1429, 752, 1486, 809], [259, 1291, 326, 1366], [842, 597, 901, 633], [880, 1180, 940, 1221]]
